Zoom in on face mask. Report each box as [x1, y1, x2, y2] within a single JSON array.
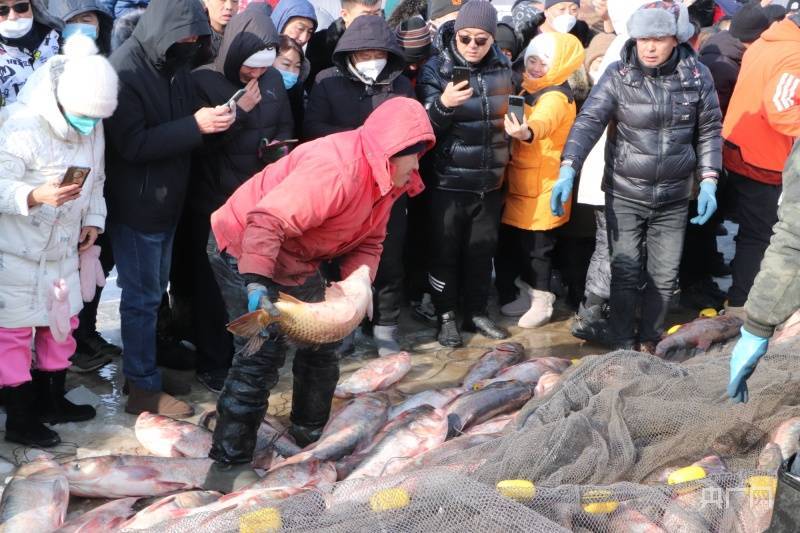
[[64, 113, 101, 136], [0, 17, 33, 39], [551, 14, 576, 34], [354, 58, 387, 81], [278, 69, 298, 90], [165, 42, 201, 69], [63, 23, 98, 42]]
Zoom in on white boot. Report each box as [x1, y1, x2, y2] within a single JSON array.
[[518, 290, 555, 328], [500, 279, 535, 317]]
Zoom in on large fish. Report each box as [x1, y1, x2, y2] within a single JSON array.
[[654, 315, 743, 358], [57, 497, 138, 533], [334, 352, 412, 398], [772, 309, 800, 345], [119, 491, 222, 530], [533, 371, 562, 398], [446, 380, 533, 437], [461, 342, 526, 389], [247, 460, 337, 492], [279, 393, 390, 466], [770, 417, 800, 461], [227, 265, 373, 354], [134, 412, 213, 458], [347, 405, 448, 479], [402, 433, 498, 471], [757, 442, 783, 473], [388, 387, 464, 420], [472, 359, 554, 389], [199, 411, 301, 461], [608, 507, 665, 533], [465, 412, 515, 436], [64, 455, 213, 498], [0, 458, 69, 533]]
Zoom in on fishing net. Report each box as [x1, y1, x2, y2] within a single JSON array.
[[152, 338, 800, 533]]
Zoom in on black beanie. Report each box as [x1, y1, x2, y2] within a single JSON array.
[[454, 0, 498, 37], [495, 21, 519, 55], [544, 0, 578, 9], [765, 4, 787, 23], [393, 141, 428, 156], [730, 2, 771, 43], [428, 0, 464, 21]]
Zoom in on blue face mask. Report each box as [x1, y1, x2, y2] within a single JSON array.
[[62, 23, 98, 42], [278, 69, 299, 90], [64, 113, 101, 136]]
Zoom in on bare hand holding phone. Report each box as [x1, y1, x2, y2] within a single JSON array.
[[28, 183, 82, 208], [195, 105, 235, 134], [440, 80, 473, 108]]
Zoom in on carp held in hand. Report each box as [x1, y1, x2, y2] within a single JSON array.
[[227, 265, 373, 353]]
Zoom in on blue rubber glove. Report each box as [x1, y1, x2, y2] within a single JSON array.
[[690, 179, 717, 225], [246, 282, 280, 317], [551, 165, 576, 217], [727, 327, 769, 403]]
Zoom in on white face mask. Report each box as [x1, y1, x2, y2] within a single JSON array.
[[551, 14, 576, 34], [0, 17, 33, 39], [355, 58, 387, 81]]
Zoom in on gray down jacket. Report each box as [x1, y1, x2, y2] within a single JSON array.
[[562, 40, 723, 208]]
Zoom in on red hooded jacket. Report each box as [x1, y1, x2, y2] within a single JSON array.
[[211, 97, 435, 286]]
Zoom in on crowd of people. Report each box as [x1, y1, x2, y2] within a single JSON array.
[[0, 0, 798, 487]]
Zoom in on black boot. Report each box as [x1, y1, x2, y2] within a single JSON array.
[[4, 382, 61, 447], [290, 346, 340, 446], [571, 302, 611, 344], [437, 312, 463, 347], [32, 370, 96, 424], [462, 315, 509, 340], [289, 423, 324, 448]]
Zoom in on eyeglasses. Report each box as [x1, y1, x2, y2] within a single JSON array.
[[458, 34, 489, 47], [0, 2, 30, 17]]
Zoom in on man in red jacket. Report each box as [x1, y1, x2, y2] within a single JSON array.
[[203, 97, 434, 492]]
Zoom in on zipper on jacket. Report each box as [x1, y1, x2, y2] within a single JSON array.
[[654, 78, 665, 206]]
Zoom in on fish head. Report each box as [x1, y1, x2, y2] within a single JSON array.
[[64, 456, 119, 492]]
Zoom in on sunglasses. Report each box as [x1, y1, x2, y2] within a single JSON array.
[[458, 34, 490, 47], [0, 2, 30, 17]]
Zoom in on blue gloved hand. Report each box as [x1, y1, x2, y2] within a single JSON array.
[[551, 165, 576, 217], [690, 179, 717, 225], [246, 282, 280, 317], [727, 327, 769, 403]]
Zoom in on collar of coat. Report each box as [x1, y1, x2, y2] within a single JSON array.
[[433, 20, 511, 79]]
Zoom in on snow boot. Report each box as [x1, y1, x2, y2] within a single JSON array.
[[373, 325, 401, 356], [500, 279, 534, 318], [519, 290, 555, 328], [33, 369, 96, 424], [4, 382, 61, 447]]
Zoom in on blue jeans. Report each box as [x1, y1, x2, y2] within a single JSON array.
[[108, 222, 175, 391]]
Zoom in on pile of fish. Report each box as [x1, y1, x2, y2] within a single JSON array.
[[0, 342, 577, 532], [655, 314, 743, 359]]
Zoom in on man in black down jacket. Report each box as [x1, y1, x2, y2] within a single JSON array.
[[105, 0, 235, 416], [189, 4, 293, 391], [557, 2, 723, 351], [417, 1, 513, 347], [305, 14, 414, 356]]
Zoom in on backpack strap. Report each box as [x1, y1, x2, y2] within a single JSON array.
[[521, 81, 574, 107]]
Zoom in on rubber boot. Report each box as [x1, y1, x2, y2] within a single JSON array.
[[463, 315, 510, 339], [373, 325, 401, 357], [571, 302, 610, 343], [4, 382, 61, 447], [518, 290, 555, 328], [32, 369, 96, 424], [289, 423, 324, 449], [437, 311, 463, 348], [203, 461, 260, 494], [289, 346, 339, 446]]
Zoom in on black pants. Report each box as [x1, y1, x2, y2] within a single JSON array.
[[606, 195, 688, 345], [373, 196, 407, 327], [75, 232, 115, 340], [404, 193, 430, 303], [679, 199, 723, 287], [728, 172, 782, 306], [427, 189, 503, 315], [207, 234, 340, 464], [495, 224, 556, 305]]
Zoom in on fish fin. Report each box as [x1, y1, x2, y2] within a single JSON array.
[[366, 288, 374, 321], [278, 292, 304, 304], [240, 336, 267, 358], [227, 310, 272, 338]]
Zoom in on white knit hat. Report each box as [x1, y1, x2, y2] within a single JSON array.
[[524, 33, 556, 67], [57, 34, 119, 119]]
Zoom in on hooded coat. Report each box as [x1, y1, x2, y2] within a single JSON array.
[[191, 5, 294, 215], [270, 0, 317, 34], [0, 0, 63, 108], [48, 0, 114, 55], [698, 30, 745, 117], [0, 59, 107, 328], [305, 16, 346, 90], [504, 33, 584, 232], [104, 0, 210, 233], [416, 20, 513, 194], [304, 15, 413, 140], [562, 41, 722, 208], [211, 98, 435, 287]]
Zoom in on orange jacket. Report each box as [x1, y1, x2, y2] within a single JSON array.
[[503, 33, 584, 232], [723, 19, 800, 184]]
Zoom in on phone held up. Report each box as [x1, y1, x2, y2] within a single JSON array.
[[508, 95, 525, 124], [61, 166, 91, 188], [452, 66, 470, 86], [226, 88, 247, 111]]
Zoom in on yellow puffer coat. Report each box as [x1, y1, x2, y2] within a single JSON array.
[[503, 33, 585, 232]]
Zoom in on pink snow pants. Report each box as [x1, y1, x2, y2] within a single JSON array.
[[0, 316, 79, 387]]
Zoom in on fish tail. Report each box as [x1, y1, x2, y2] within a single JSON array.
[[227, 310, 274, 338]]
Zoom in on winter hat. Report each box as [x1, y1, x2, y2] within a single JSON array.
[[429, 0, 465, 21], [730, 2, 770, 43], [524, 32, 556, 66], [544, 0, 578, 9], [243, 47, 277, 67], [495, 21, 520, 55], [627, 1, 694, 43], [584, 31, 614, 70], [57, 34, 119, 119], [396, 15, 432, 63], [454, 0, 498, 37], [765, 4, 787, 22], [393, 141, 428, 156]]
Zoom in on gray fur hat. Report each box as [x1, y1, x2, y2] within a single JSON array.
[[627, 1, 694, 43]]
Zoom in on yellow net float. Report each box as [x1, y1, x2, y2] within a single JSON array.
[[496, 479, 536, 501], [699, 308, 718, 318], [745, 476, 778, 500], [581, 489, 619, 515], [370, 487, 411, 512], [240, 507, 282, 533]]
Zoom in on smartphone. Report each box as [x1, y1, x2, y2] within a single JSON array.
[[61, 166, 91, 188], [226, 88, 247, 110], [452, 66, 470, 86], [508, 95, 525, 124]]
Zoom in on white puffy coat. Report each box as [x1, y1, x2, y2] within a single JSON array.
[[0, 57, 107, 328]]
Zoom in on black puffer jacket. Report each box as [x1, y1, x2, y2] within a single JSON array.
[[191, 4, 294, 215], [416, 21, 513, 194], [562, 41, 722, 208], [698, 30, 744, 116], [304, 15, 413, 141]]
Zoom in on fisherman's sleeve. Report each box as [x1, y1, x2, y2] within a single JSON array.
[[417, 59, 454, 134], [561, 67, 617, 172], [694, 65, 723, 181], [763, 63, 800, 138], [237, 167, 348, 278], [744, 142, 800, 338]]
